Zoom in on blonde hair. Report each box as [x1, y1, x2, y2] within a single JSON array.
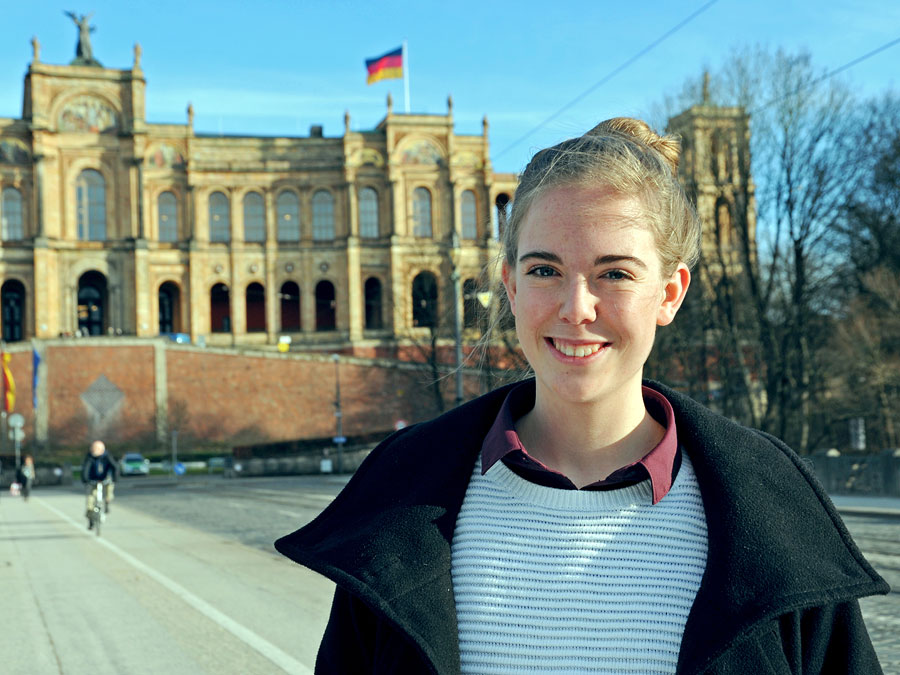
[[503, 117, 701, 276]]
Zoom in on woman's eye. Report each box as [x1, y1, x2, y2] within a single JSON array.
[[602, 269, 631, 281], [528, 265, 558, 277]]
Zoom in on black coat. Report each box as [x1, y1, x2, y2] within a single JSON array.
[[275, 380, 889, 674], [81, 452, 116, 483]]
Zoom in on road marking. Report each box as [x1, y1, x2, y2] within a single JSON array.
[[249, 488, 335, 502], [37, 498, 313, 675], [278, 509, 304, 518]]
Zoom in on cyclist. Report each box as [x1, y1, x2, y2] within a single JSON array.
[[81, 440, 116, 527]]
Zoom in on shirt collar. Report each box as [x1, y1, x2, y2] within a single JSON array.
[[480, 380, 680, 504]]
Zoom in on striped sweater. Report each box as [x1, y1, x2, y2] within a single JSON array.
[[451, 453, 708, 674]]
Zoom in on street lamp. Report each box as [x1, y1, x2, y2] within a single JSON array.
[[331, 353, 344, 473], [449, 230, 464, 407]]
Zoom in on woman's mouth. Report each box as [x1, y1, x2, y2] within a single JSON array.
[[550, 338, 609, 358]]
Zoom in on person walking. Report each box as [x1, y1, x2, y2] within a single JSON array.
[[17, 454, 35, 501], [276, 118, 889, 674]]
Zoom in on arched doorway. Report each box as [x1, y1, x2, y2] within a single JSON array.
[[412, 272, 438, 328], [210, 283, 231, 333], [1, 280, 26, 342], [246, 282, 266, 332], [279, 281, 301, 331], [77, 271, 108, 336], [364, 277, 383, 330], [315, 281, 336, 331], [158, 281, 181, 334]]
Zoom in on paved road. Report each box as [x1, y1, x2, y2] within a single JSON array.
[[3, 476, 899, 673], [0, 479, 337, 674]]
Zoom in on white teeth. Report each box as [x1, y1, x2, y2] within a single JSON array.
[[552, 339, 603, 358]]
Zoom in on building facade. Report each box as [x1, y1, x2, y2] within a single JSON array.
[[0, 41, 517, 354], [0, 41, 753, 356]]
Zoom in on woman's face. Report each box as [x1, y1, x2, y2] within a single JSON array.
[[502, 184, 689, 409]]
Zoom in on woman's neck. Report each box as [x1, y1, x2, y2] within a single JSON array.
[[515, 382, 664, 488]]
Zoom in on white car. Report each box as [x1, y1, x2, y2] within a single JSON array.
[[120, 453, 150, 476]]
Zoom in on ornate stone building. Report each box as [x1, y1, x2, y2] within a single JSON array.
[[0, 39, 753, 356], [0, 40, 517, 354], [667, 84, 757, 277]]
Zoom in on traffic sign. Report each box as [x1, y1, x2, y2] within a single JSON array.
[[332, 436, 347, 445], [8, 413, 25, 429], [174, 462, 186, 475], [8, 427, 24, 441]]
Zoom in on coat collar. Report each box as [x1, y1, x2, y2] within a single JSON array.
[[649, 380, 888, 673], [276, 379, 888, 675]]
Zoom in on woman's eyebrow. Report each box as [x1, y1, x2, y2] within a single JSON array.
[[594, 254, 648, 270], [518, 250, 562, 264], [518, 251, 649, 270]]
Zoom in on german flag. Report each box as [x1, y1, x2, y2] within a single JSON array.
[[2, 351, 14, 413], [365, 47, 403, 85]]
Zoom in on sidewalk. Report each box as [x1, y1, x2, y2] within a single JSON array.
[[829, 493, 900, 517]]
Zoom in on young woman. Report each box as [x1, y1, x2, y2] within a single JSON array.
[[276, 118, 888, 674]]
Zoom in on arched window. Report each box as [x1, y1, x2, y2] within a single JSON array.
[[77, 271, 107, 336], [276, 191, 300, 242], [461, 190, 477, 240], [279, 281, 301, 331], [158, 281, 181, 333], [209, 192, 230, 242], [76, 169, 106, 241], [243, 192, 265, 243], [412, 187, 432, 237], [315, 280, 336, 331], [364, 277, 383, 330], [493, 193, 510, 241], [1, 187, 24, 240], [412, 272, 438, 328], [246, 282, 266, 332], [158, 191, 178, 242], [463, 278, 478, 328], [210, 283, 231, 332], [716, 197, 733, 247], [1, 280, 26, 342], [312, 190, 335, 241], [359, 187, 379, 238]]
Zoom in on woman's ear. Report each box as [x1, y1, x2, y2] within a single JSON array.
[[657, 263, 691, 326], [501, 260, 517, 316]]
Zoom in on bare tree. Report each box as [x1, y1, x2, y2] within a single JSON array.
[[659, 46, 872, 452]]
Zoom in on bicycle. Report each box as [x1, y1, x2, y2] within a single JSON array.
[[86, 480, 106, 536]]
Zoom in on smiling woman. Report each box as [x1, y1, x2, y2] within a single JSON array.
[[276, 118, 889, 675]]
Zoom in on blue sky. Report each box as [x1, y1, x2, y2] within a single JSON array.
[[1, 1, 898, 174]]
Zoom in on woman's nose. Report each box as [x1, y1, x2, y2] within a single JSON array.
[[558, 280, 598, 324]]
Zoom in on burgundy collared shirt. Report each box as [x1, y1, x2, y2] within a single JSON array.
[[480, 382, 681, 504]]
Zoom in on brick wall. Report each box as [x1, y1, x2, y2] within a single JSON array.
[[5, 339, 495, 454]]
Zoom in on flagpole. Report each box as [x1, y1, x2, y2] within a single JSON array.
[[402, 39, 410, 113]]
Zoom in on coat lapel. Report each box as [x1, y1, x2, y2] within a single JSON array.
[[650, 382, 888, 673], [275, 385, 513, 674]]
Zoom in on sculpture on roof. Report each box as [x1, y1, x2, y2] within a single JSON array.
[[65, 11, 102, 66]]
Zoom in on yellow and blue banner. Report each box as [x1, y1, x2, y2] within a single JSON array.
[[2, 351, 15, 413]]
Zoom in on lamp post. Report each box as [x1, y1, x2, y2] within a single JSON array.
[[450, 230, 464, 407], [331, 353, 344, 473]]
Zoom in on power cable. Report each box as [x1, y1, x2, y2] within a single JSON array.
[[749, 35, 900, 115], [494, 0, 719, 159]]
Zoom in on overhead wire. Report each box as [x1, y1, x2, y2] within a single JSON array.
[[493, 0, 720, 160], [748, 35, 900, 115]]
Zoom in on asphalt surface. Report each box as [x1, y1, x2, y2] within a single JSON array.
[[2, 476, 898, 673]]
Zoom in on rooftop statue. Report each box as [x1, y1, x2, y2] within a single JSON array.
[[65, 11, 102, 67]]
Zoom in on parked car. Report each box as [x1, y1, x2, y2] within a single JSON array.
[[120, 453, 150, 476], [160, 332, 191, 344]]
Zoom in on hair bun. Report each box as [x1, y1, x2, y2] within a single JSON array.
[[584, 117, 681, 173]]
